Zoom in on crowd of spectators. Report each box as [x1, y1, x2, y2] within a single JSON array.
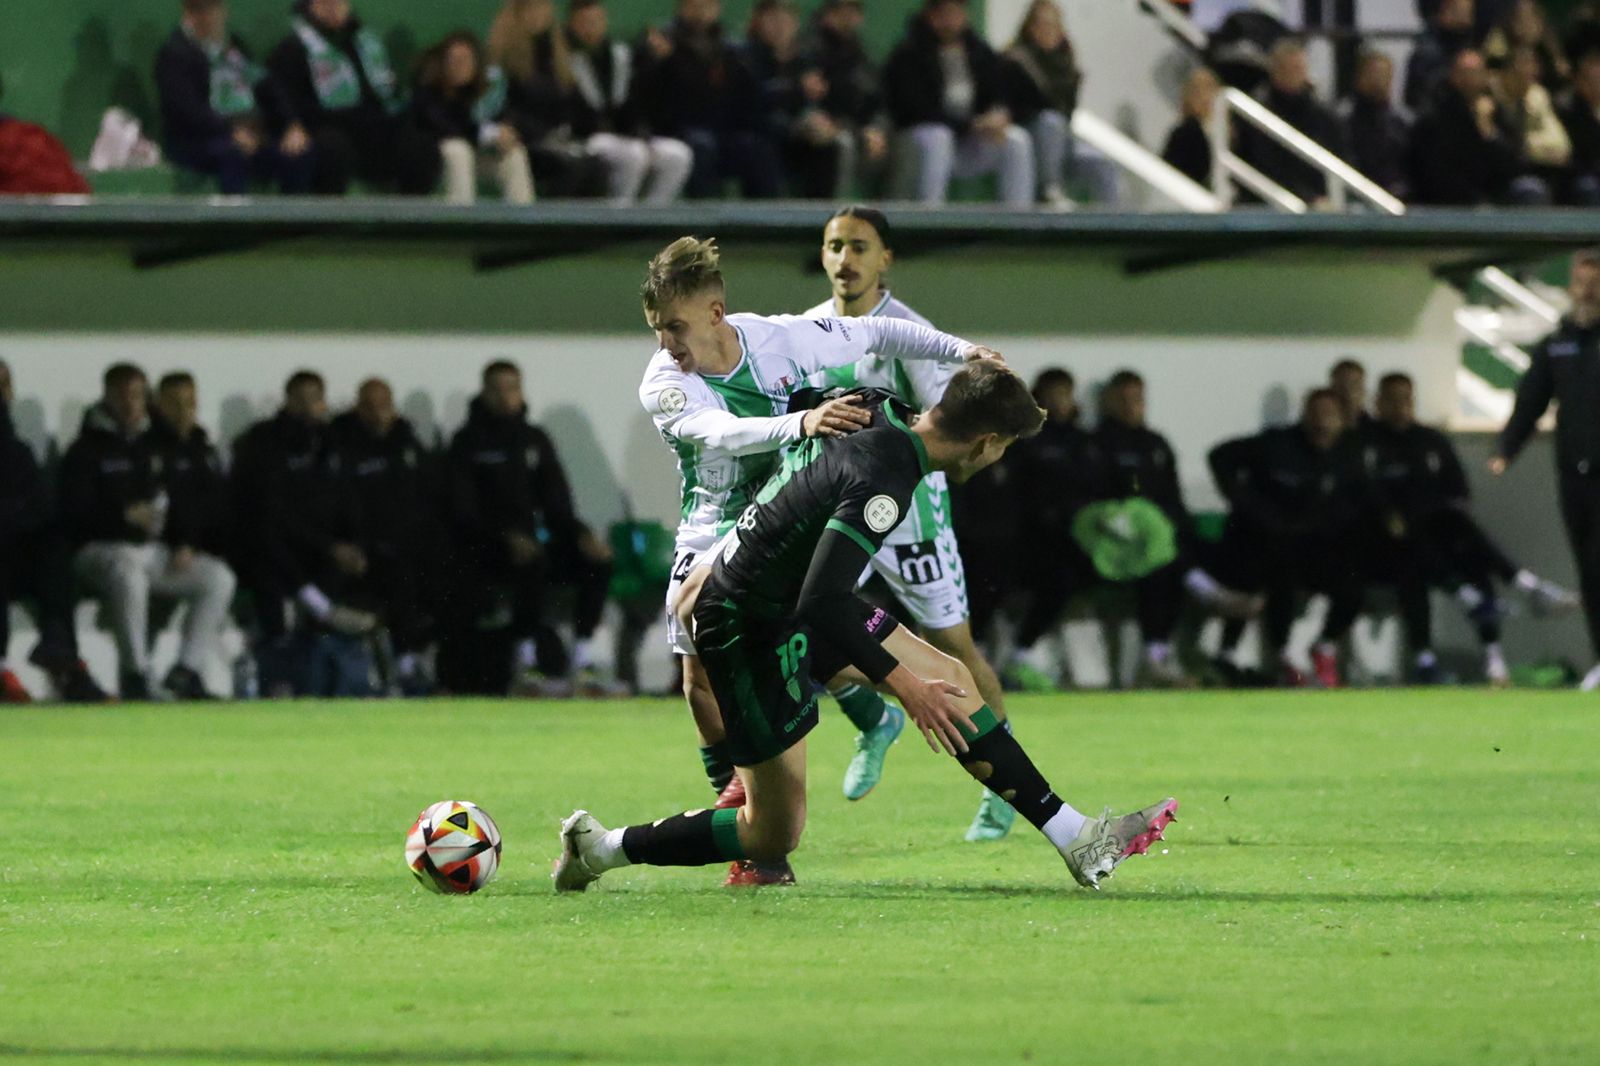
[[0, 358, 620, 704], [950, 354, 1580, 692], [1162, 0, 1600, 207], [134, 0, 1120, 208], [3, 339, 1583, 704]]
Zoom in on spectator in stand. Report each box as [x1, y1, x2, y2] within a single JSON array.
[[635, 0, 782, 200], [1330, 357, 1375, 432], [1361, 371, 1577, 685], [157, 0, 314, 195], [1002, 0, 1120, 208], [564, 0, 693, 204], [327, 378, 440, 694], [741, 0, 846, 198], [0, 360, 107, 703], [62, 365, 235, 701], [1236, 38, 1346, 206], [1339, 50, 1411, 199], [488, 0, 608, 199], [803, 0, 889, 195], [1494, 44, 1580, 201], [1208, 389, 1368, 688], [1410, 49, 1546, 204], [410, 31, 535, 205], [1162, 67, 1220, 188], [1560, 46, 1600, 203], [266, 0, 440, 195], [1001, 369, 1104, 690], [448, 360, 616, 696], [1406, 0, 1477, 111], [885, 0, 1035, 208], [1483, 0, 1571, 88], [232, 371, 374, 695]]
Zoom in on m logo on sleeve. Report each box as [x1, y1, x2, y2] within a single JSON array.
[[864, 495, 899, 533]]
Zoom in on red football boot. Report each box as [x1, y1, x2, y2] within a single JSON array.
[[714, 774, 746, 810], [1, 669, 33, 704], [723, 860, 797, 887]]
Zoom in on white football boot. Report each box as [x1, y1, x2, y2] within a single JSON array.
[[552, 809, 608, 892], [1062, 798, 1179, 889]]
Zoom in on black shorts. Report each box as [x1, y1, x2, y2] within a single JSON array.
[[692, 593, 900, 766]]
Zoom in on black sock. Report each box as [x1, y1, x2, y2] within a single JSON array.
[[621, 807, 745, 866], [956, 706, 1065, 831], [699, 742, 734, 793]]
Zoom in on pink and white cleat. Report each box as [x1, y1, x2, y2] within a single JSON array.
[[1062, 798, 1179, 889]]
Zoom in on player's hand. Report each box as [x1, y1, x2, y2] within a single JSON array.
[[1488, 456, 1508, 477], [887, 665, 975, 756], [802, 394, 872, 438], [962, 345, 1005, 364]]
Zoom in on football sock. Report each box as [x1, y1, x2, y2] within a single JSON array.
[[955, 706, 1083, 840], [699, 741, 735, 793], [833, 683, 888, 732], [621, 808, 747, 867], [297, 584, 332, 619]]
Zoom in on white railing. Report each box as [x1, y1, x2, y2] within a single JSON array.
[[1068, 109, 1224, 213]]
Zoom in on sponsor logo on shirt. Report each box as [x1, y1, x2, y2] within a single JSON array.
[[864, 495, 899, 533], [865, 607, 889, 634]]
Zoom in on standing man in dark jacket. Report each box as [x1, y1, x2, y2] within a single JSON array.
[[326, 377, 440, 690], [635, 0, 782, 199], [448, 360, 615, 695], [64, 364, 235, 700], [1209, 389, 1369, 687], [0, 360, 106, 703], [884, 0, 1034, 207], [1492, 248, 1600, 690], [1365, 371, 1575, 684], [265, 0, 440, 195], [1236, 39, 1347, 205], [156, 0, 314, 194]]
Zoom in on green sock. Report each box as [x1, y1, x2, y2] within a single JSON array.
[[833, 683, 887, 732], [699, 742, 734, 793]]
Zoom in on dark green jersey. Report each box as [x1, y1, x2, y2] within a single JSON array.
[[704, 396, 931, 682]]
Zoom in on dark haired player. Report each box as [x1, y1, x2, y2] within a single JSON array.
[[802, 205, 1019, 840], [555, 362, 1178, 891]]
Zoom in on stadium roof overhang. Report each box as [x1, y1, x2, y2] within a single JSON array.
[[0, 200, 1593, 281]]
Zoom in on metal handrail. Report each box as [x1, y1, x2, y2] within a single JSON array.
[[1221, 155, 1307, 212], [1069, 109, 1224, 213], [1477, 266, 1563, 325], [1222, 88, 1407, 214]]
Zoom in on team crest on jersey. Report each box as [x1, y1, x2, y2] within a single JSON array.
[[864, 495, 899, 533], [660, 387, 687, 415]]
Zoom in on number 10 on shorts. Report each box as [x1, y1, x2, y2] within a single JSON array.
[[776, 633, 809, 704]]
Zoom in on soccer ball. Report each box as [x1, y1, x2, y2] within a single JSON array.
[[405, 800, 503, 894]]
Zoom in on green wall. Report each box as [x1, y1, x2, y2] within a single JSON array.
[[0, 0, 980, 157]]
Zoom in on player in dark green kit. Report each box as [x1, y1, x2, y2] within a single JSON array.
[[554, 362, 1178, 891]]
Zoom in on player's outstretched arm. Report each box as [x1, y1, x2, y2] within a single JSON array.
[[640, 371, 806, 456]]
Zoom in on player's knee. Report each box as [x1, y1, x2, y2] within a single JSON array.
[[943, 655, 978, 700]]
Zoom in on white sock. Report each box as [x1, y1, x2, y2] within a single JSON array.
[[297, 584, 332, 619], [572, 638, 596, 672], [1415, 649, 1437, 669], [1041, 803, 1090, 851], [590, 827, 632, 871], [1485, 643, 1507, 670], [1515, 569, 1540, 592], [513, 638, 538, 671], [1145, 641, 1174, 666]]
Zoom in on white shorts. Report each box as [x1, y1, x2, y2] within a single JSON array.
[[860, 473, 970, 632], [665, 526, 719, 657]]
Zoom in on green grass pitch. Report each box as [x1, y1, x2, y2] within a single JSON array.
[[2, 690, 1596, 1065]]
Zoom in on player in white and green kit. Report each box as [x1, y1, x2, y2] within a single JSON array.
[[637, 236, 992, 878], [801, 206, 1017, 841]]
